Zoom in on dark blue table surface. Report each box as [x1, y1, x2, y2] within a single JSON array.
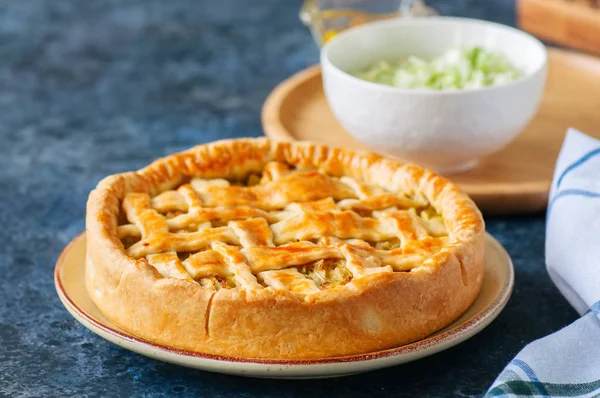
[[0, 1, 578, 396]]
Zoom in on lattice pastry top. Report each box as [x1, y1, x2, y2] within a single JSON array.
[[86, 138, 485, 359]]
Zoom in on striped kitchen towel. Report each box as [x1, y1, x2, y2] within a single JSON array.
[[485, 129, 600, 397]]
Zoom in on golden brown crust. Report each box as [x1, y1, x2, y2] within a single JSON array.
[[85, 138, 484, 359]]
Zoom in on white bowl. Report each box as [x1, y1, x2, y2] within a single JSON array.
[[321, 17, 547, 174]]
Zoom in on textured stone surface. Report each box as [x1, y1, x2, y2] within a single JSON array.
[[0, 0, 577, 396]]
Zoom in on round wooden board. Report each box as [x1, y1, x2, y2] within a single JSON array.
[[262, 48, 600, 214]]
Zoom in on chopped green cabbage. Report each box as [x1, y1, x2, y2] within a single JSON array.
[[354, 47, 523, 90]]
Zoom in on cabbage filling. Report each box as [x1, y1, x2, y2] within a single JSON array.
[[297, 258, 353, 289], [200, 275, 236, 290], [354, 46, 523, 90]]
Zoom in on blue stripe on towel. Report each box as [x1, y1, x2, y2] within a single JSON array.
[[512, 359, 541, 382], [512, 359, 550, 397], [587, 301, 600, 317], [548, 189, 600, 214], [556, 148, 600, 189]]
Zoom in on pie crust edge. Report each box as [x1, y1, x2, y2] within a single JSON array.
[[85, 138, 485, 359]]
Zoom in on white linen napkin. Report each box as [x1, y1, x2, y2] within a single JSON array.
[[485, 129, 600, 397]]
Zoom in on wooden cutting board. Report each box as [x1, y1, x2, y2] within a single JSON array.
[[261, 48, 600, 214], [519, 0, 600, 57]]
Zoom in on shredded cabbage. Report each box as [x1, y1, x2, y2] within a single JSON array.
[[354, 47, 522, 90]]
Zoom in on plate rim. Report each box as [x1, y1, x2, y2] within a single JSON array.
[[55, 232, 513, 366]]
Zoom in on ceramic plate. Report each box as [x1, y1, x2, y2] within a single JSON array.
[[55, 233, 513, 379]]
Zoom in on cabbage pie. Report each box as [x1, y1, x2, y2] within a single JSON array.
[[85, 138, 484, 359]]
